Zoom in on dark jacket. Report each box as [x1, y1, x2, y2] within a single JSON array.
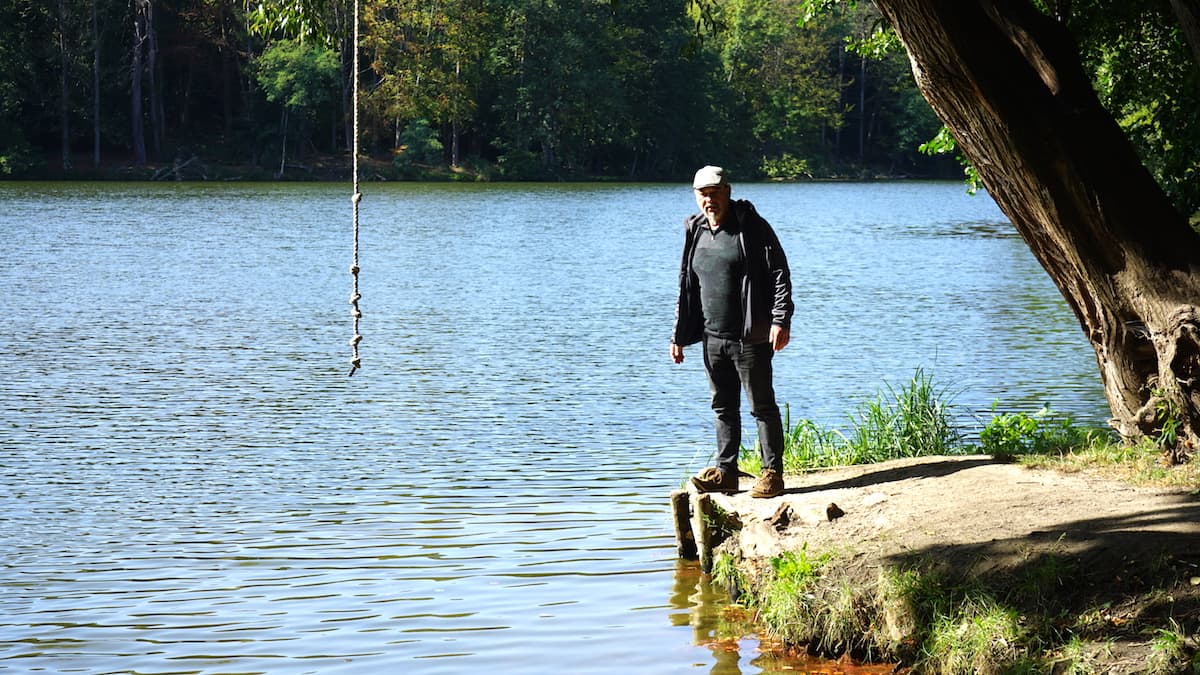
[[672, 199, 793, 346]]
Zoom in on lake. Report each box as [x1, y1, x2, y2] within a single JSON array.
[[0, 181, 1107, 674]]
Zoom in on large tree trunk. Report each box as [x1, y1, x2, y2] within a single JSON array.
[[875, 0, 1200, 463], [1169, 0, 1200, 68]]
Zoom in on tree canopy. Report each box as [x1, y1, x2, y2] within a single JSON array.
[[0, 0, 952, 181]]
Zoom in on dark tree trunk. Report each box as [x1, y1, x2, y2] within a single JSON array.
[[57, 0, 72, 170], [1169, 0, 1200, 68], [219, 26, 233, 143], [277, 106, 289, 179], [145, 0, 162, 158], [131, 0, 147, 166], [858, 53, 865, 163], [91, 0, 100, 167], [875, 0, 1200, 462]]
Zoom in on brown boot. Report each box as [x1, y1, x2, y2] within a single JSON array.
[[750, 469, 784, 498], [690, 467, 740, 494]]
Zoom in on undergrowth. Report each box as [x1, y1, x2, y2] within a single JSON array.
[[708, 369, 1200, 672], [733, 369, 1199, 488], [717, 546, 1199, 674], [739, 368, 962, 474]]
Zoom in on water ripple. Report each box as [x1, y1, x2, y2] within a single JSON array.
[[1, 181, 1107, 674]]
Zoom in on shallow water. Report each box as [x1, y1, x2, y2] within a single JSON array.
[[0, 181, 1106, 674]]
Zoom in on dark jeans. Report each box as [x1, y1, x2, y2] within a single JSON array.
[[702, 335, 784, 475]]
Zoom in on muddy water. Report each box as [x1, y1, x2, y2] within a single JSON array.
[[0, 181, 1106, 673]]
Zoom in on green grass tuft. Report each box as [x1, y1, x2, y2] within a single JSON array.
[[740, 368, 962, 473]]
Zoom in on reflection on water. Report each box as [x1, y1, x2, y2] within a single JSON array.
[[668, 561, 900, 675], [0, 181, 1106, 674]]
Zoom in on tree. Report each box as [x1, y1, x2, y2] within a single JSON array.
[[131, 0, 148, 165], [857, 0, 1200, 462], [1067, 1, 1200, 217], [56, 0, 73, 169], [711, 0, 842, 171], [254, 38, 340, 177], [0, 1, 46, 175], [91, 0, 101, 167]]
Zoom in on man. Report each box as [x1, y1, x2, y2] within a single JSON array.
[[671, 165, 794, 498]]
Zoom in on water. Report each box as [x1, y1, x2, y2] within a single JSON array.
[[0, 181, 1107, 674]]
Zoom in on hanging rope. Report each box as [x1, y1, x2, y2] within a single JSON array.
[[347, 0, 363, 377]]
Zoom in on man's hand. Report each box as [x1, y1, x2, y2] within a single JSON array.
[[770, 325, 790, 352], [670, 343, 685, 364]]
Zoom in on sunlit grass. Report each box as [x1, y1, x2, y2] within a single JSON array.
[[732, 369, 1198, 489], [712, 370, 1200, 671], [740, 368, 962, 474], [1014, 434, 1200, 488]]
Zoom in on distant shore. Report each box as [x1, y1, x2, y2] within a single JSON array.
[[4, 151, 947, 184]]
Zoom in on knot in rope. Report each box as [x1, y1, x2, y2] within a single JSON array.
[[347, 0, 363, 378], [348, 190, 363, 376]]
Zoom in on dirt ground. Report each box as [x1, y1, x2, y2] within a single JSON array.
[[704, 455, 1200, 671]]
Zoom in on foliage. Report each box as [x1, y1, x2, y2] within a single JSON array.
[[7, 0, 1196, 192], [977, 405, 1102, 459], [847, 368, 961, 459], [710, 552, 744, 598], [924, 595, 1030, 673], [755, 546, 831, 638], [0, 140, 37, 176], [0, 0, 945, 179], [1148, 620, 1200, 673], [1151, 388, 1183, 450], [1015, 433, 1200, 488], [254, 39, 340, 111], [711, 537, 1200, 671], [248, 0, 341, 47], [759, 153, 810, 180], [796, 0, 1200, 216], [393, 118, 444, 169], [919, 126, 983, 194], [740, 369, 962, 473], [1067, 1, 1200, 219], [736, 372, 1159, 481]]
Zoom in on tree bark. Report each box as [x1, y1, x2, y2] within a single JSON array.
[[145, 0, 162, 158], [57, 0, 72, 170], [131, 0, 147, 166], [875, 0, 1200, 462], [277, 106, 288, 179], [91, 0, 100, 168], [1169, 0, 1200, 69]]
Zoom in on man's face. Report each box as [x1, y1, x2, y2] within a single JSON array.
[[694, 185, 731, 226]]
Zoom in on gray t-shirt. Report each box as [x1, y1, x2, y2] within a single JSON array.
[[691, 223, 743, 339]]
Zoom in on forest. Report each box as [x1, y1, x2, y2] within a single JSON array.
[[2, 0, 1196, 200], [3, 0, 963, 182]]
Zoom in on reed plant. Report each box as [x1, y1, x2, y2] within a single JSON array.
[[740, 368, 962, 473]]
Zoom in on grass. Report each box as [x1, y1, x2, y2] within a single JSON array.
[[733, 368, 1199, 489], [739, 368, 962, 474], [707, 368, 1200, 672], [1015, 435, 1200, 488], [719, 547, 1198, 674], [1149, 620, 1200, 673]]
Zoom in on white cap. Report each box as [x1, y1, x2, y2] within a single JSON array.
[[692, 165, 727, 190]]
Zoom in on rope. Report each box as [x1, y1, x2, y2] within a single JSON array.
[[347, 0, 363, 377]]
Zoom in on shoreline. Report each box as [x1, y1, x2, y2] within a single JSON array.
[[673, 455, 1200, 672], [4, 152, 953, 184]]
